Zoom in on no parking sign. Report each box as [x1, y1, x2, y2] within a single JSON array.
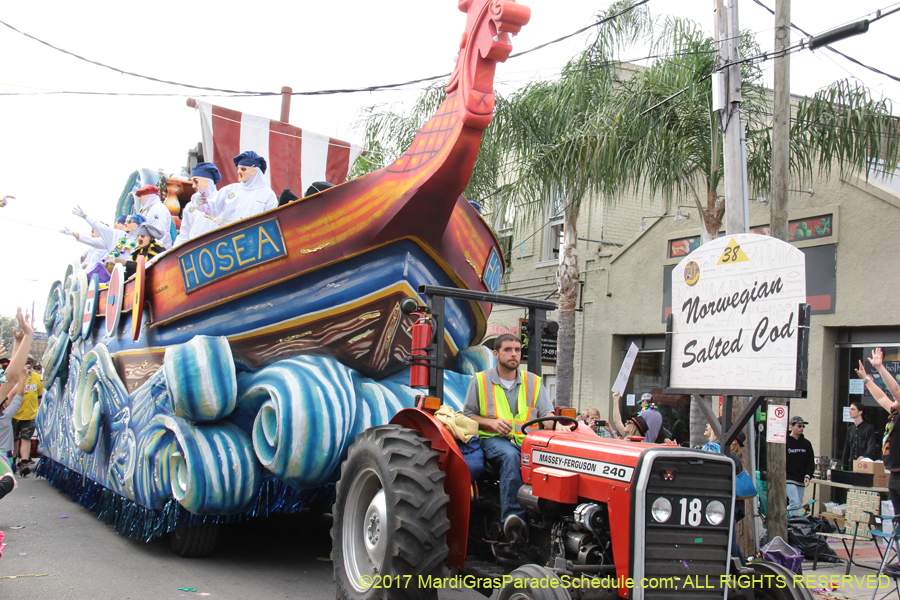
[[766, 405, 788, 443]]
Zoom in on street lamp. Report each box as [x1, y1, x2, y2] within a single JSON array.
[[640, 207, 691, 232]]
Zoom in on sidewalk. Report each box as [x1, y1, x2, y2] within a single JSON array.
[[793, 539, 899, 600]]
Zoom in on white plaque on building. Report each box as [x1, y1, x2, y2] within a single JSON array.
[[666, 234, 808, 396]]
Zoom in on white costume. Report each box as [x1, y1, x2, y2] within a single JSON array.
[[139, 194, 174, 249], [194, 170, 276, 227], [74, 222, 116, 268], [85, 216, 119, 252], [173, 184, 219, 246]]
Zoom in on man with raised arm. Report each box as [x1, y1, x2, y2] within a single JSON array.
[[191, 151, 276, 227]]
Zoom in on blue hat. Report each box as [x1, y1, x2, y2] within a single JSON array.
[[233, 150, 267, 174], [115, 215, 128, 225], [191, 162, 222, 185], [127, 214, 146, 226]]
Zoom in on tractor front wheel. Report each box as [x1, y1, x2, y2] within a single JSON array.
[[332, 425, 450, 600]]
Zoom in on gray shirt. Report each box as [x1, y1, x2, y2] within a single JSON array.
[[0, 395, 24, 454], [463, 367, 553, 421]]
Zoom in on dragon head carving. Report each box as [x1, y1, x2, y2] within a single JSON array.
[[448, 0, 531, 129]]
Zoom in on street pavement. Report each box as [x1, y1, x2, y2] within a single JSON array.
[[0, 470, 483, 600], [10, 466, 898, 600]]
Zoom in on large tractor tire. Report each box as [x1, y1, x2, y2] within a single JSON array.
[[491, 564, 572, 600], [750, 561, 814, 600], [168, 522, 221, 557], [332, 425, 451, 600]]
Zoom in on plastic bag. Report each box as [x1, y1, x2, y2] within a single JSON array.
[[760, 536, 805, 574]]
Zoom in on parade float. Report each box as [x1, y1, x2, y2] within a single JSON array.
[[35, 0, 529, 555]]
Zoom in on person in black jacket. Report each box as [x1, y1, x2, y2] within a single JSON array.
[[842, 401, 880, 468], [786, 416, 816, 516]]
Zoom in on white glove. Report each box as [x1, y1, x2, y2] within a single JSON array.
[[191, 192, 208, 209], [61, 227, 74, 236], [72, 205, 86, 218]]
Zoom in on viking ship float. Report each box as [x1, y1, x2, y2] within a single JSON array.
[[35, 0, 530, 546]]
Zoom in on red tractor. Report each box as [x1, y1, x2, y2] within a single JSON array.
[[331, 286, 809, 600]]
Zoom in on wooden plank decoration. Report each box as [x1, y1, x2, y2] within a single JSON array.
[[132, 256, 146, 342]]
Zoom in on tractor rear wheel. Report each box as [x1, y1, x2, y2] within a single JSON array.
[[492, 564, 572, 600], [750, 561, 814, 600], [332, 425, 450, 600]]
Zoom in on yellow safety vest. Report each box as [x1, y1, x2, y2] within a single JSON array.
[[476, 370, 542, 446]]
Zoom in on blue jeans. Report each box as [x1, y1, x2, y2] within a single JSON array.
[[481, 436, 525, 522], [786, 482, 804, 516]]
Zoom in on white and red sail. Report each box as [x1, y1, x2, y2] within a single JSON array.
[[195, 101, 364, 196]]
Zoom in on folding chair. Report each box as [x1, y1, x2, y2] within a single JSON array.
[[868, 516, 900, 600]]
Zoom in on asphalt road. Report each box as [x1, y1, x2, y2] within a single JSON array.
[[0, 470, 485, 600]]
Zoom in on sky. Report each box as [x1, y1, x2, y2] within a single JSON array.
[[1, 0, 897, 327]]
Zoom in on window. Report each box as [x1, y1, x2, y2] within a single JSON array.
[[542, 219, 565, 263], [540, 189, 566, 265]]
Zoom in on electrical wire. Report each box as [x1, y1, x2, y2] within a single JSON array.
[[0, 1, 652, 99], [750, 0, 900, 84]]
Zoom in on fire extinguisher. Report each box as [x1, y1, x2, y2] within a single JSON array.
[[409, 313, 432, 388]]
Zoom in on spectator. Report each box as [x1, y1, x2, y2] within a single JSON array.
[[857, 349, 900, 522], [117, 223, 166, 278], [191, 150, 276, 226], [611, 392, 661, 442], [11, 357, 42, 473], [581, 407, 616, 438], [134, 185, 174, 249], [173, 162, 222, 246], [842, 401, 880, 468], [786, 416, 815, 516], [0, 375, 25, 474]]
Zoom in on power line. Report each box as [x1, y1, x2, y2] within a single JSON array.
[[0, 2, 652, 99], [750, 0, 900, 84]]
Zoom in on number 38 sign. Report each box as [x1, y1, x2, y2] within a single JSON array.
[[666, 234, 808, 396]]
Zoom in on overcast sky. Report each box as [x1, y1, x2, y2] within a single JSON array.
[[1, 0, 897, 326]]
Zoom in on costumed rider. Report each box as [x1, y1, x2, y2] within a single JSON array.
[[463, 333, 563, 542], [134, 184, 173, 249], [60, 214, 117, 283], [117, 223, 166, 278], [173, 162, 221, 246], [103, 215, 144, 272], [611, 392, 663, 442], [191, 150, 276, 226]]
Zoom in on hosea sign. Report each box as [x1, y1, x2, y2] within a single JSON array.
[[663, 234, 809, 397]]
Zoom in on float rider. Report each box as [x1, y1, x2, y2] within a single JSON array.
[[463, 333, 562, 542]]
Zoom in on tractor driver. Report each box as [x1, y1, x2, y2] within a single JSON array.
[[463, 333, 564, 543]]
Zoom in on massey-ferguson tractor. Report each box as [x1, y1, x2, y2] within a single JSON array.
[[331, 286, 810, 600]]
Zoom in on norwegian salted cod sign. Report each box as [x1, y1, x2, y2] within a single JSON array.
[[669, 234, 806, 394]]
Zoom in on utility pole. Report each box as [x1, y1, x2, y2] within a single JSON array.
[[716, 0, 747, 235], [767, 0, 791, 544]]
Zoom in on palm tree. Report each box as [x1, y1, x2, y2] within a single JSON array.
[[350, 5, 899, 415]]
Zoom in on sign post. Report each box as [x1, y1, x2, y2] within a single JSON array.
[[663, 233, 809, 549]]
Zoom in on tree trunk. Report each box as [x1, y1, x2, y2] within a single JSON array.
[[700, 186, 723, 244], [555, 202, 580, 408]]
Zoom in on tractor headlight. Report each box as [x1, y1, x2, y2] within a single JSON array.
[[706, 500, 726, 526], [651, 497, 672, 523]]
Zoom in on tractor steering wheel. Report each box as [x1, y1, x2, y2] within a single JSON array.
[[520, 415, 579, 433]]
